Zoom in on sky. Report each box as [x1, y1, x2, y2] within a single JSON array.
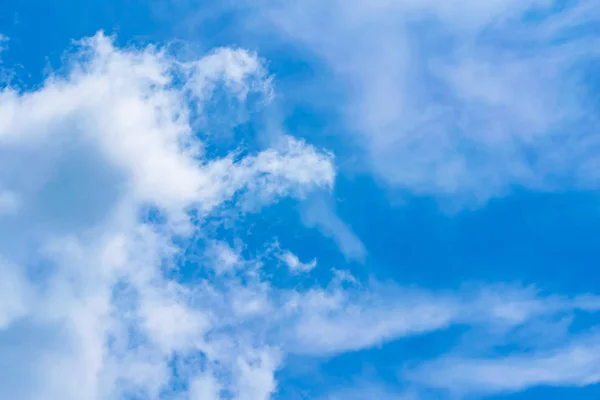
[[0, 0, 600, 399]]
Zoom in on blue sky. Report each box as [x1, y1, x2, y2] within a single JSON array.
[[1, 0, 600, 399]]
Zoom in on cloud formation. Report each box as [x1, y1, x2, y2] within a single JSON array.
[[2, 28, 600, 400], [0, 32, 335, 400], [252, 0, 600, 204], [407, 332, 600, 396]]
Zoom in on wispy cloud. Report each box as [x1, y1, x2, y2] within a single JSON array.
[[247, 0, 600, 204], [0, 34, 7, 54], [407, 331, 600, 396], [277, 250, 317, 273], [300, 196, 366, 262], [280, 283, 600, 356]]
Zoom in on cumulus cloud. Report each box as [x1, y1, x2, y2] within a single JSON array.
[[0, 31, 334, 400]]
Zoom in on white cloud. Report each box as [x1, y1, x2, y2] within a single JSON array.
[[278, 250, 317, 273], [2, 28, 600, 400], [189, 373, 222, 400], [183, 46, 273, 103], [301, 196, 366, 261], [204, 240, 243, 275], [0, 31, 334, 400], [233, 349, 280, 400], [250, 0, 600, 204], [279, 283, 600, 356], [407, 333, 600, 395]]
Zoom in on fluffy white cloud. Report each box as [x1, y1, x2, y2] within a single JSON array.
[[0, 31, 334, 400]]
